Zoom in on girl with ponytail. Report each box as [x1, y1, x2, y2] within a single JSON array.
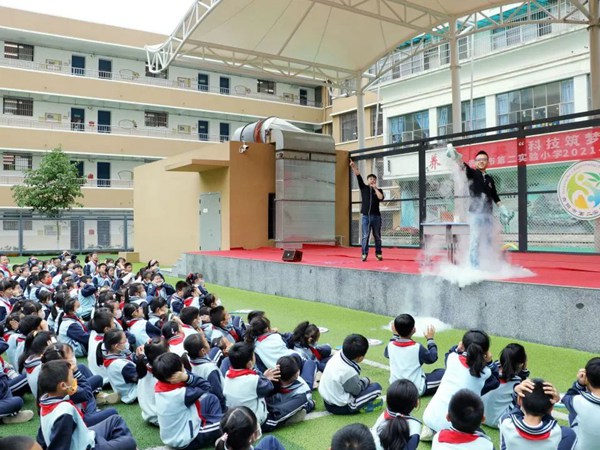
[[481, 343, 528, 428], [422, 329, 497, 433], [289, 321, 332, 372], [20, 330, 54, 399], [371, 379, 421, 450], [215, 406, 285, 450]]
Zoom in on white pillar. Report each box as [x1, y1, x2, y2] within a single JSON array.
[[356, 76, 366, 148], [449, 18, 462, 133]]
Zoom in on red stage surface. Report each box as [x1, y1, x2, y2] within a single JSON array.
[[193, 245, 600, 289]]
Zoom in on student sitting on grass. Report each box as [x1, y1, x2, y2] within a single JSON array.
[[386, 314, 444, 396], [331, 423, 377, 450], [499, 378, 576, 450], [561, 357, 600, 450], [0, 362, 33, 424], [371, 379, 421, 450], [136, 337, 168, 426], [36, 360, 137, 450], [318, 333, 383, 415], [481, 343, 529, 428], [153, 352, 223, 449], [215, 406, 286, 450], [97, 329, 139, 404], [289, 321, 332, 373], [432, 389, 493, 449]]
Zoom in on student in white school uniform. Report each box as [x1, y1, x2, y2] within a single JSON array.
[[432, 390, 494, 450], [87, 309, 115, 386], [481, 343, 529, 428], [136, 337, 168, 426], [499, 379, 576, 450], [20, 331, 54, 400], [561, 357, 600, 450], [385, 314, 444, 396], [318, 334, 383, 415], [98, 329, 139, 404], [423, 330, 498, 434], [371, 379, 421, 450], [161, 320, 186, 356], [123, 303, 160, 348]]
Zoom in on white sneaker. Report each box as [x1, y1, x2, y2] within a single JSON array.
[[2, 410, 34, 424], [96, 391, 120, 405], [285, 409, 307, 425], [420, 425, 434, 442]]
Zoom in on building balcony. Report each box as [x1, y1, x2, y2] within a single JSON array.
[[0, 60, 324, 124], [0, 174, 133, 189]]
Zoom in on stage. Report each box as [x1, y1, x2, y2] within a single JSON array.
[[174, 246, 600, 352]]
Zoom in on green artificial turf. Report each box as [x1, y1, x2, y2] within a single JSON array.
[[1, 272, 594, 448]]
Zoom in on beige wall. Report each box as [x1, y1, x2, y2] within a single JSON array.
[[0, 67, 323, 124]]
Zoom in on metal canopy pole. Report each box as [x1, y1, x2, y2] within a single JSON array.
[[356, 76, 366, 148], [449, 18, 462, 134], [590, 0, 600, 109]]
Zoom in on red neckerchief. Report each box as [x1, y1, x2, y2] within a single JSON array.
[[437, 429, 479, 444], [309, 346, 323, 361], [0, 297, 12, 313], [126, 318, 142, 328], [226, 368, 257, 379], [64, 314, 88, 332], [392, 339, 417, 347], [168, 335, 184, 346], [155, 381, 185, 392], [40, 398, 84, 420], [257, 332, 275, 342]]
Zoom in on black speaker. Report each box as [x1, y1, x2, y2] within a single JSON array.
[[282, 249, 303, 262]]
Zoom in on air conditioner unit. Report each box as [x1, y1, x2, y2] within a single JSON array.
[[45, 113, 62, 123], [177, 125, 191, 134], [45, 59, 62, 70]]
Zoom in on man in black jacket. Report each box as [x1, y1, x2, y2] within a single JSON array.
[[447, 145, 513, 268], [350, 159, 385, 261]]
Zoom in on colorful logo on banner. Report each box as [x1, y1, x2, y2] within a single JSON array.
[[557, 160, 600, 220]]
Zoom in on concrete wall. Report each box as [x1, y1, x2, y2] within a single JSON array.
[[180, 253, 600, 352]]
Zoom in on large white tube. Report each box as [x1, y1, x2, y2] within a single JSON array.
[[232, 117, 304, 143]]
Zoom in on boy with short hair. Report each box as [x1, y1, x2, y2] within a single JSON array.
[[386, 313, 444, 396], [153, 352, 223, 449], [499, 378, 576, 450], [432, 389, 493, 449], [318, 333, 382, 415], [36, 360, 136, 450], [561, 357, 600, 450], [224, 342, 304, 431]]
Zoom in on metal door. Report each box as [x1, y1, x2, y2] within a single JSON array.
[[71, 108, 85, 131], [97, 162, 111, 187], [97, 220, 111, 248], [71, 55, 85, 75], [98, 59, 112, 78], [97, 110, 111, 133], [200, 193, 221, 251]]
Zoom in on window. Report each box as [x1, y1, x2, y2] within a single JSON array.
[[370, 105, 383, 137], [144, 111, 168, 127], [340, 111, 357, 142], [3, 153, 32, 171], [197, 120, 209, 141], [219, 77, 230, 94], [4, 42, 33, 61], [496, 79, 574, 126], [3, 213, 33, 231], [389, 110, 429, 143], [198, 73, 209, 91], [257, 79, 275, 95], [3, 97, 33, 116], [145, 64, 168, 79], [491, 11, 550, 51], [437, 98, 487, 135], [219, 123, 230, 142]]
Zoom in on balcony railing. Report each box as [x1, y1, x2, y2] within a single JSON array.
[[0, 57, 322, 108], [0, 174, 133, 188], [0, 115, 227, 142]]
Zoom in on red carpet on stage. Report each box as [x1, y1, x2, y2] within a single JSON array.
[[192, 245, 600, 289]]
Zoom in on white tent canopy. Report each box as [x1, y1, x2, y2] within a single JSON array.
[[145, 0, 595, 85]]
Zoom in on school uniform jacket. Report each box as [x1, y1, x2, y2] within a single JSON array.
[[24, 355, 42, 399], [58, 315, 89, 357], [423, 351, 494, 432], [126, 318, 161, 347], [189, 356, 226, 410], [481, 365, 529, 428], [103, 352, 138, 403], [77, 284, 97, 318], [269, 378, 315, 413], [371, 409, 421, 450], [210, 325, 241, 347], [167, 334, 186, 356], [384, 336, 438, 393], [499, 407, 577, 450], [147, 283, 175, 300], [318, 350, 369, 406], [561, 381, 600, 450], [0, 296, 12, 323], [168, 294, 184, 315], [432, 428, 494, 450], [292, 343, 332, 364], [155, 372, 220, 448], [224, 368, 273, 424], [147, 313, 163, 330], [92, 274, 111, 289], [38, 395, 95, 450], [138, 364, 158, 425], [255, 332, 296, 369], [6, 331, 25, 368], [87, 331, 109, 386]]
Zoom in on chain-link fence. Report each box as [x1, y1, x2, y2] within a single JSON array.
[[350, 111, 600, 254], [0, 211, 133, 254]]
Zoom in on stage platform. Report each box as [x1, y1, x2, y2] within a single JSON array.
[[175, 246, 600, 352]]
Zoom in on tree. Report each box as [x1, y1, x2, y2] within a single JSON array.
[[12, 147, 83, 250]]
